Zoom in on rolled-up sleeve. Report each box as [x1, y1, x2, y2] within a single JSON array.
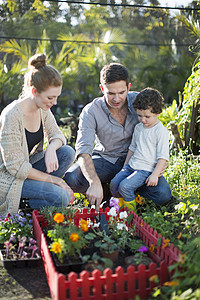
[[43, 110, 66, 145], [75, 105, 96, 157]]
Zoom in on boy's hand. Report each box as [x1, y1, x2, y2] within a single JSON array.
[[145, 174, 158, 186]]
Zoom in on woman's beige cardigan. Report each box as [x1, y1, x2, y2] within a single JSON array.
[[0, 100, 66, 217]]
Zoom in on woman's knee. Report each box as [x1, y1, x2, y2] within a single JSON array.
[[55, 190, 70, 207]]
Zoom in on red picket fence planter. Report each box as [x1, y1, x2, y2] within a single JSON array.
[[32, 208, 181, 300]]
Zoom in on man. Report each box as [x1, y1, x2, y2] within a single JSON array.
[[64, 63, 171, 210]]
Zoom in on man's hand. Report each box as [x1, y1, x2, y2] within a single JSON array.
[[86, 180, 103, 211]]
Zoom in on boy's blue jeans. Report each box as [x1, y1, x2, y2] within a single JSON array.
[[110, 164, 152, 202], [21, 145, 75, 209], [64, 154, 171, 205]]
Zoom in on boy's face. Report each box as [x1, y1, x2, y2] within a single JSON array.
[[100, 80, 131, 110], [136, 109, 160, 128]]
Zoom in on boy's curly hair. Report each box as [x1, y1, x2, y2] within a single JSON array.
[[133, 87, 165, 114]]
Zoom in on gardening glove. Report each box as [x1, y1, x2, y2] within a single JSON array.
[[123, 199, 137, 213]]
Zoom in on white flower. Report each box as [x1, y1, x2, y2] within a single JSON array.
[[175, 202, 186, 211], [190, 204, 199, 211], [107, 207, 117, 217], [117, 223, 126, 230], [88, 219, 94, 226], [93, 222, 100, 228], [119, 211, 128, 219]]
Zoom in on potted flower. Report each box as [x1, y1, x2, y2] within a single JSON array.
[[0, 211, 33, 246], [47, 213, 89, 273], [0, 235, 41, 269]]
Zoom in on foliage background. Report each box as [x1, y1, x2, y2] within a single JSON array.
[[0, 0, 199, 112]]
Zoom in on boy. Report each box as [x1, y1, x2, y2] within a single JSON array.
[[110, 87, 169, 211]]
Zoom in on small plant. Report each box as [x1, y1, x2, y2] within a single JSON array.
[[0, 211, 33, 244], [47, 213, 89, 263], [3, 235, 39, 260]]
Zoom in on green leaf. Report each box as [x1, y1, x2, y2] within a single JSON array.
[[157, 237, 162, 247]]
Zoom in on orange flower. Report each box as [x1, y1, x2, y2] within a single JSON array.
[[177, 232, 182, 239], [80, 219, 89, 232], [52, 242, 62, 253], [149, 244, 155, 252], [136, 195, 142, 204], [163, 281, 179, 286], [136, 194, 145, 205], [179, 254, 186, 264], [70, 233, 79, 242], [140, 221, 144, 227], [149, 275, 158, 282], [162, 239, 170, 248], [53, 213, 64, 224]]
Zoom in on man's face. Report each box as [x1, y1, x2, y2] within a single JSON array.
[[100, 81, 131, 110]]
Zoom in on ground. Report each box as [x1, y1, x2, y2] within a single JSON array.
[[0, 261, 51, 300]]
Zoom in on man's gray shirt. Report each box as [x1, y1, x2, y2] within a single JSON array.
[[75, 92, 139, 164]]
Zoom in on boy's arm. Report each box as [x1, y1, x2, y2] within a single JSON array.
[[146, 158, 167, 186], [123, 150, 134, 166]]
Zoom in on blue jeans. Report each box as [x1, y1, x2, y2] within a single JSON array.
[[110, 164, 151, 202], [64, 154, 171, 205], [21, 145, 75, 209]]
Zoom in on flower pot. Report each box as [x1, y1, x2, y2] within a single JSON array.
[[0, 249, 41, 269], [52, 252, 85, 274], [101, 249, 119, 262], [125, 255, 153, 266]]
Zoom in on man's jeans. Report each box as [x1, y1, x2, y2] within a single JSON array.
[[21, 145, 75, 209], [64, 154, 171, 205]]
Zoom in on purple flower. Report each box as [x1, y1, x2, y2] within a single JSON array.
[[109, 197, 119, 210], [138, 246, 148, 253]]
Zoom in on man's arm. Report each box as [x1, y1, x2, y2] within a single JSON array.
[[78, 153, 103, 210], [146, 158, 167, 186]]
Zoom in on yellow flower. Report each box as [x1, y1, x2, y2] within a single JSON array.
[[140, 221, 144, 227], [149, 275, 158, 282], [149, 244, 155, 252], [52, 242, 62, 253], [70, 233, 79, 242], [179, 254, 186, 264], [163, 281, 179, 286], [162, 239, 170, 248], [53, 213, 64, 224], [177, 232, 182, 239], [80, 219, 89, 232], [83, 199, 89, 207]]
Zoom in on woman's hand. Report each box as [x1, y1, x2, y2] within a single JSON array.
[[45, 143, 59, 173], [56, 179, 75, 202]]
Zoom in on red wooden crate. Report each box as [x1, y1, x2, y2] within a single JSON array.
[[32, 208, 181, 300]]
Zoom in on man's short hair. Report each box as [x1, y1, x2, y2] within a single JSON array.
[[133, 87, 165, 114], [100, 63, 129, 86]]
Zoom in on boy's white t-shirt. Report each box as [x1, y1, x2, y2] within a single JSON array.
[[128, 121, 169, 172]]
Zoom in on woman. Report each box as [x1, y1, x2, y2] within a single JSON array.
[[0, 53, 75, 217]]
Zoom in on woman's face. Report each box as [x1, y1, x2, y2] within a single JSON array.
[[34, 86, 62, 110]]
